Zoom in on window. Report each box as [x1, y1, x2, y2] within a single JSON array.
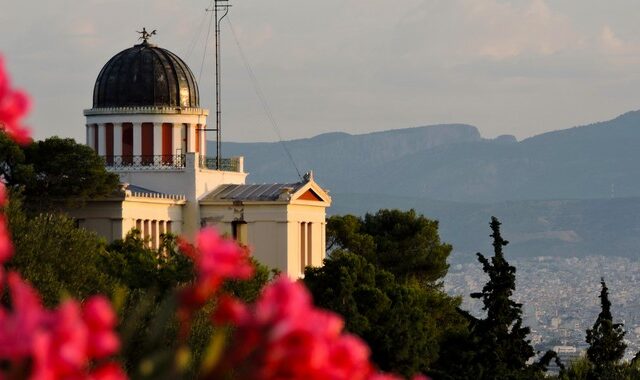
[[232, 221, 248, 245], [300, 222, 306, 273], [307, 222, 312, 266]]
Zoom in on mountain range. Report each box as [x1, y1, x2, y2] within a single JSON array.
[[212, 110, 640, 260]]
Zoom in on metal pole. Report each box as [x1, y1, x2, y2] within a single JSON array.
[[215, 1, 221, 169]]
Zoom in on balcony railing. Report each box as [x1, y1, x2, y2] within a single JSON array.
[[104, 155, 186, 170], [198, 156, 241, 172]]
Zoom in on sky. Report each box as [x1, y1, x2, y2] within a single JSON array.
[[3, 0, 640, 143]]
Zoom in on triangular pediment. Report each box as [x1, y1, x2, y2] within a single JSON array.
[[296, 188, 324, 202]]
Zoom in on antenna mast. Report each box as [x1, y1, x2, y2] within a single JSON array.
[[206, 0, 231, 169]]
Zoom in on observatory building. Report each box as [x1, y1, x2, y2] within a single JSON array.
[[71, 36, 331, 278]]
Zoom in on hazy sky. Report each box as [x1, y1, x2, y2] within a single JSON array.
[[3, 0, 640, 143]]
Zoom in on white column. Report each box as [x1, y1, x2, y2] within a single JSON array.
[[321, 222, 326, 260], [172, 123, 182, 155], [85, 124, 91, 148], [151, 220, 158, 249], [187, 123, 196, 153], [86, 124, 95, 150], [97, 123, 106, 156], [133, 123, 142, 156], [113, 123, 123, 157], [153, 123, 163, 157], [200, 127, 207, 156]]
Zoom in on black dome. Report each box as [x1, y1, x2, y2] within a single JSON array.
[[93, 41, 199, 108]]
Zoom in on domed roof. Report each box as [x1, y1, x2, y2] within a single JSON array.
[[92, 41, 199, 109]]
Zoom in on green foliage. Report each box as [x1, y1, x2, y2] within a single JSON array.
[[327, 209, 451, 284], [585, 279, 626, 379], [103, 229, 193, 293], [5, 193, 119, 306], [467, 217, 537, 379], [0, 132, 32, 186], [15, 137, 119, 210], [304, 250, 464, 377], [223, 257, 279, 303], [106, 233, 276, 378]]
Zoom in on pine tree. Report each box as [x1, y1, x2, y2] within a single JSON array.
[[585, 278, 626, 379], [470, 216, 535, 379]]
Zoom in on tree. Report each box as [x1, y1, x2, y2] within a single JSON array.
[[21, 137, 119, 209], [585, 278, 626, 379], [304, 250, 464, 377], [0, 132, 32, 186], [327, 209, 451, 285], [5, 193, 119, 306], [103, 229, 194, 293], [469, 217, 536, 379]]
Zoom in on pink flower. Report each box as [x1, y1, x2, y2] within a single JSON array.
[[33, 300, 89, 377], [0, 55, 31, 145], [207, 276, 399, 380], [0, 273, 125, 379], [195, 227, 254, 283], [0, 182, 6, 206], [180, 228, 254, 310], [89, 362, 128, 380], [0, 272, 45, 359], [0, 215, 12, 264], [213, 295, 249, 325], [83, 296, 120, 359]]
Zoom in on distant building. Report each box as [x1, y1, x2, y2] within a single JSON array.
[[69, 37, 331, 277], [553, 345, 582, 368]]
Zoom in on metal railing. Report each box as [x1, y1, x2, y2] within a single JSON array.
[[198, 156, 241, 172], [104, 155, 186, 170]]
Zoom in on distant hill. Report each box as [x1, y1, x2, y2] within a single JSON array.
[[218, 124, 482, 192], [215, 111, 640, 203], [211, 111, 640, 259], [330, 193, 640, 261]]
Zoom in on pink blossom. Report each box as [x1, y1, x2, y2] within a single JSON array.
[[213, 295, 249, 325], [179, 228, 254, 311], [0, 55, 31, 145], [33, 300, 89, 377], [0, 272, 45, 359], [83, 296, 120, 358], [0, 273, 125, 379], [206, 276, 407, 380], [0, 182, 6, 206], [0, 215, 12, 264], [89, 362, 128, 380]]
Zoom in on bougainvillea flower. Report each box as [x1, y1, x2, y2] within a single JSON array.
[[89, 362, 128, 380], [0, 273, 125, 379], [0, 55, 31, 145], [205, 276, 423, 380], [83, 296, 120, 359], [0, 272, 45, 359], [0, 216, 12, 264], [180, 228, 254, 309]]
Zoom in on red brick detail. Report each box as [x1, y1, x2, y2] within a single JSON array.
[[122, 123, 133, 164], [105, 123, 114, 164], [162, 123, 173, 163], [296, 189, 323, 202], [141, 122, 154, 164]]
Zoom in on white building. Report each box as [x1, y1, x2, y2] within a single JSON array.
[[71, 37, 331, 278]]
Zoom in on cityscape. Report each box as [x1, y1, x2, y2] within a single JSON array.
[[446, 255, 640, 362]]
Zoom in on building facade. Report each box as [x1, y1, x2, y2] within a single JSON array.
[[71, 38, 331, 278]]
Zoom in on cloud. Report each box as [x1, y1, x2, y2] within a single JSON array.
[[599, 26, 625, 52], [391, 0, 579, 63]]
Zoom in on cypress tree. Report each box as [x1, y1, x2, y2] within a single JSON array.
[[470, 217, 535, 379], [585, 278, 626, 379]]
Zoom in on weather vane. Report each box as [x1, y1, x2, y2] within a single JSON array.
[[136, 27, 157, 43]]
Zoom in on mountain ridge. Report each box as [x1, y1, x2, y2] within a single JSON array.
[[211, 110, 640, 259]]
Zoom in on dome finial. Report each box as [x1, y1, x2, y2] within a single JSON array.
[[136, 27, 157, 43]]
